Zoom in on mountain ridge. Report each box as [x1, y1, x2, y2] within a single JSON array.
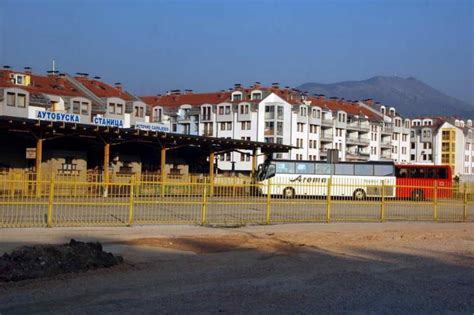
[[297, 76, 474, 118]]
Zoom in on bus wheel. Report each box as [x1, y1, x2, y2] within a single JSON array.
[[353, 189, 366, 200], [411, 189, 424, 201], [283, 187, 295, 199]]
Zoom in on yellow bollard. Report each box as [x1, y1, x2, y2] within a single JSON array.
[[201, 179, 208, 225], [380, 180, 385, 222], [128, 175, 135, 226], [47, 175, 55, 228], [326, 177, 332, 223], [265, 179, 272, 225], [463, 182, 468, 222]]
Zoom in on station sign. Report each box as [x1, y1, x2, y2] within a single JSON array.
[[36, 111, 81, 123], [26, 148, 36, 159], [134, 122, 170, 132], [92, 116, 124, 128]]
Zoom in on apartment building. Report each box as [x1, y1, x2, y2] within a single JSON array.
[[410, 117, 474, 176], [141, 83, 412, 172]]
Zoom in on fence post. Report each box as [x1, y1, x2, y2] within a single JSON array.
[[265, 179, 272, 224], [47, 175, 55, 228], [463, 182, 468, 222], [128, 175, 135, 226], [326, 177, 332, 223], [380, 180, 385, 222], [433, 181, 438, 222], [201, 178, 208, 225]]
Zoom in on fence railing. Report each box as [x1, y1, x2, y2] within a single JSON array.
[[0, 175, 472, 227]]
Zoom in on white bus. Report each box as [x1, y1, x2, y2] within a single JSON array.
[[256, 160, 396, 199]]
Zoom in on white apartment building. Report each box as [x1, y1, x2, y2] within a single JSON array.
[[142, 84, 412, 173], [410, 117, 474, 176]]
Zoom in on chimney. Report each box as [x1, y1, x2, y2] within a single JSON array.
[[24, 66, 32, 74], [115, 82, 122, 91], [94, 76, 101, 80], [271, 82, 280, 89], [364, 98, 374, 106], [254, 81, 261, 89], [234, 83, 242, 90], [185, 89, 193, 94], [3, 65, 11, 69]]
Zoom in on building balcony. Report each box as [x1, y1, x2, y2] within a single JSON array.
[[264, 128, 274, 136], [346, 122, 370, 131], [319, 149, 328, 157], [202, 130, 213, 137], [380, 141, 392, 148], [346, 137, 370, 146], [320, 134, 333, 142], [346, 151, 370, 160], [200, 114, 212, 121], [321, 118, 334, 127]]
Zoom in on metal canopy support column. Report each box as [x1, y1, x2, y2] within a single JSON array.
[[103, 142, 110, 197], [35, 138, 43, 198], [209, 151, 215, 197], [251, 149, 257, 179], [160, 147, 167, 196]]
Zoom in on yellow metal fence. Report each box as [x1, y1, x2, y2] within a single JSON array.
[[0, 175, 473, 228]]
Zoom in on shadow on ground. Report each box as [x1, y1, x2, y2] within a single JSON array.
[[0, 227, 473, 314]]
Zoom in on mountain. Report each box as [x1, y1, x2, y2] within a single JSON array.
[[297, 76, 474, 118]]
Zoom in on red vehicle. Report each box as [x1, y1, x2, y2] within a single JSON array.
[[395, 164, 453, 200]]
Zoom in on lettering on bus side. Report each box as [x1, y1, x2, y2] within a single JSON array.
[[289, 175, 327, 183]]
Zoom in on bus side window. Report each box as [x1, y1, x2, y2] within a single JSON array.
[[335, 163, 354, 175], [296, 163, 314, 174], [426, 168, 437, 179], [397, 167, 408, 178], [315, 163, 333, 175], [438, 168, 448, 179], [276, 162, 295, 174], [355, 164, 374, 176]]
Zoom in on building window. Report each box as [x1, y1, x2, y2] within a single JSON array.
[[225, 106, 231, 115], [226, 122, 232, 130], [402, 134, 408, 141], [134, 106, 144, 117], [72, 101, 81, 114], [17, 93, 26, 108], [116, 104, 123, 115], [218, 106, 224, 115], [109, 103, 116, 114], [240, 104, 249, 114], [6, 92, 15, 107], [172, 124, 177, 132], [251, 92, 262, 100], [232, 93, 242, 101], [300, 106, 307, 117]]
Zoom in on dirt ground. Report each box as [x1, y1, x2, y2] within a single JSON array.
[[0, 222, 473, 314]]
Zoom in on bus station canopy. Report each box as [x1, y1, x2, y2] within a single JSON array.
[[0, 116, 295, 154]]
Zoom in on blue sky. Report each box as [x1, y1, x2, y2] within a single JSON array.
[[1, 0, 473, 104]]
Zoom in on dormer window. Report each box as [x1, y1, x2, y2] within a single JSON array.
[[251, 91, 262, 100], [9, 73, 29, 86], [231, 92, 243, 101], [395, 118, 401, 127], [381, 106, 386, 115]]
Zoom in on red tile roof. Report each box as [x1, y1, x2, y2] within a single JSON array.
[[307, 96, 379, 120], [74, 76, 134, 101], [141, 92, 232, 108], [0, 70, 83, 97]]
